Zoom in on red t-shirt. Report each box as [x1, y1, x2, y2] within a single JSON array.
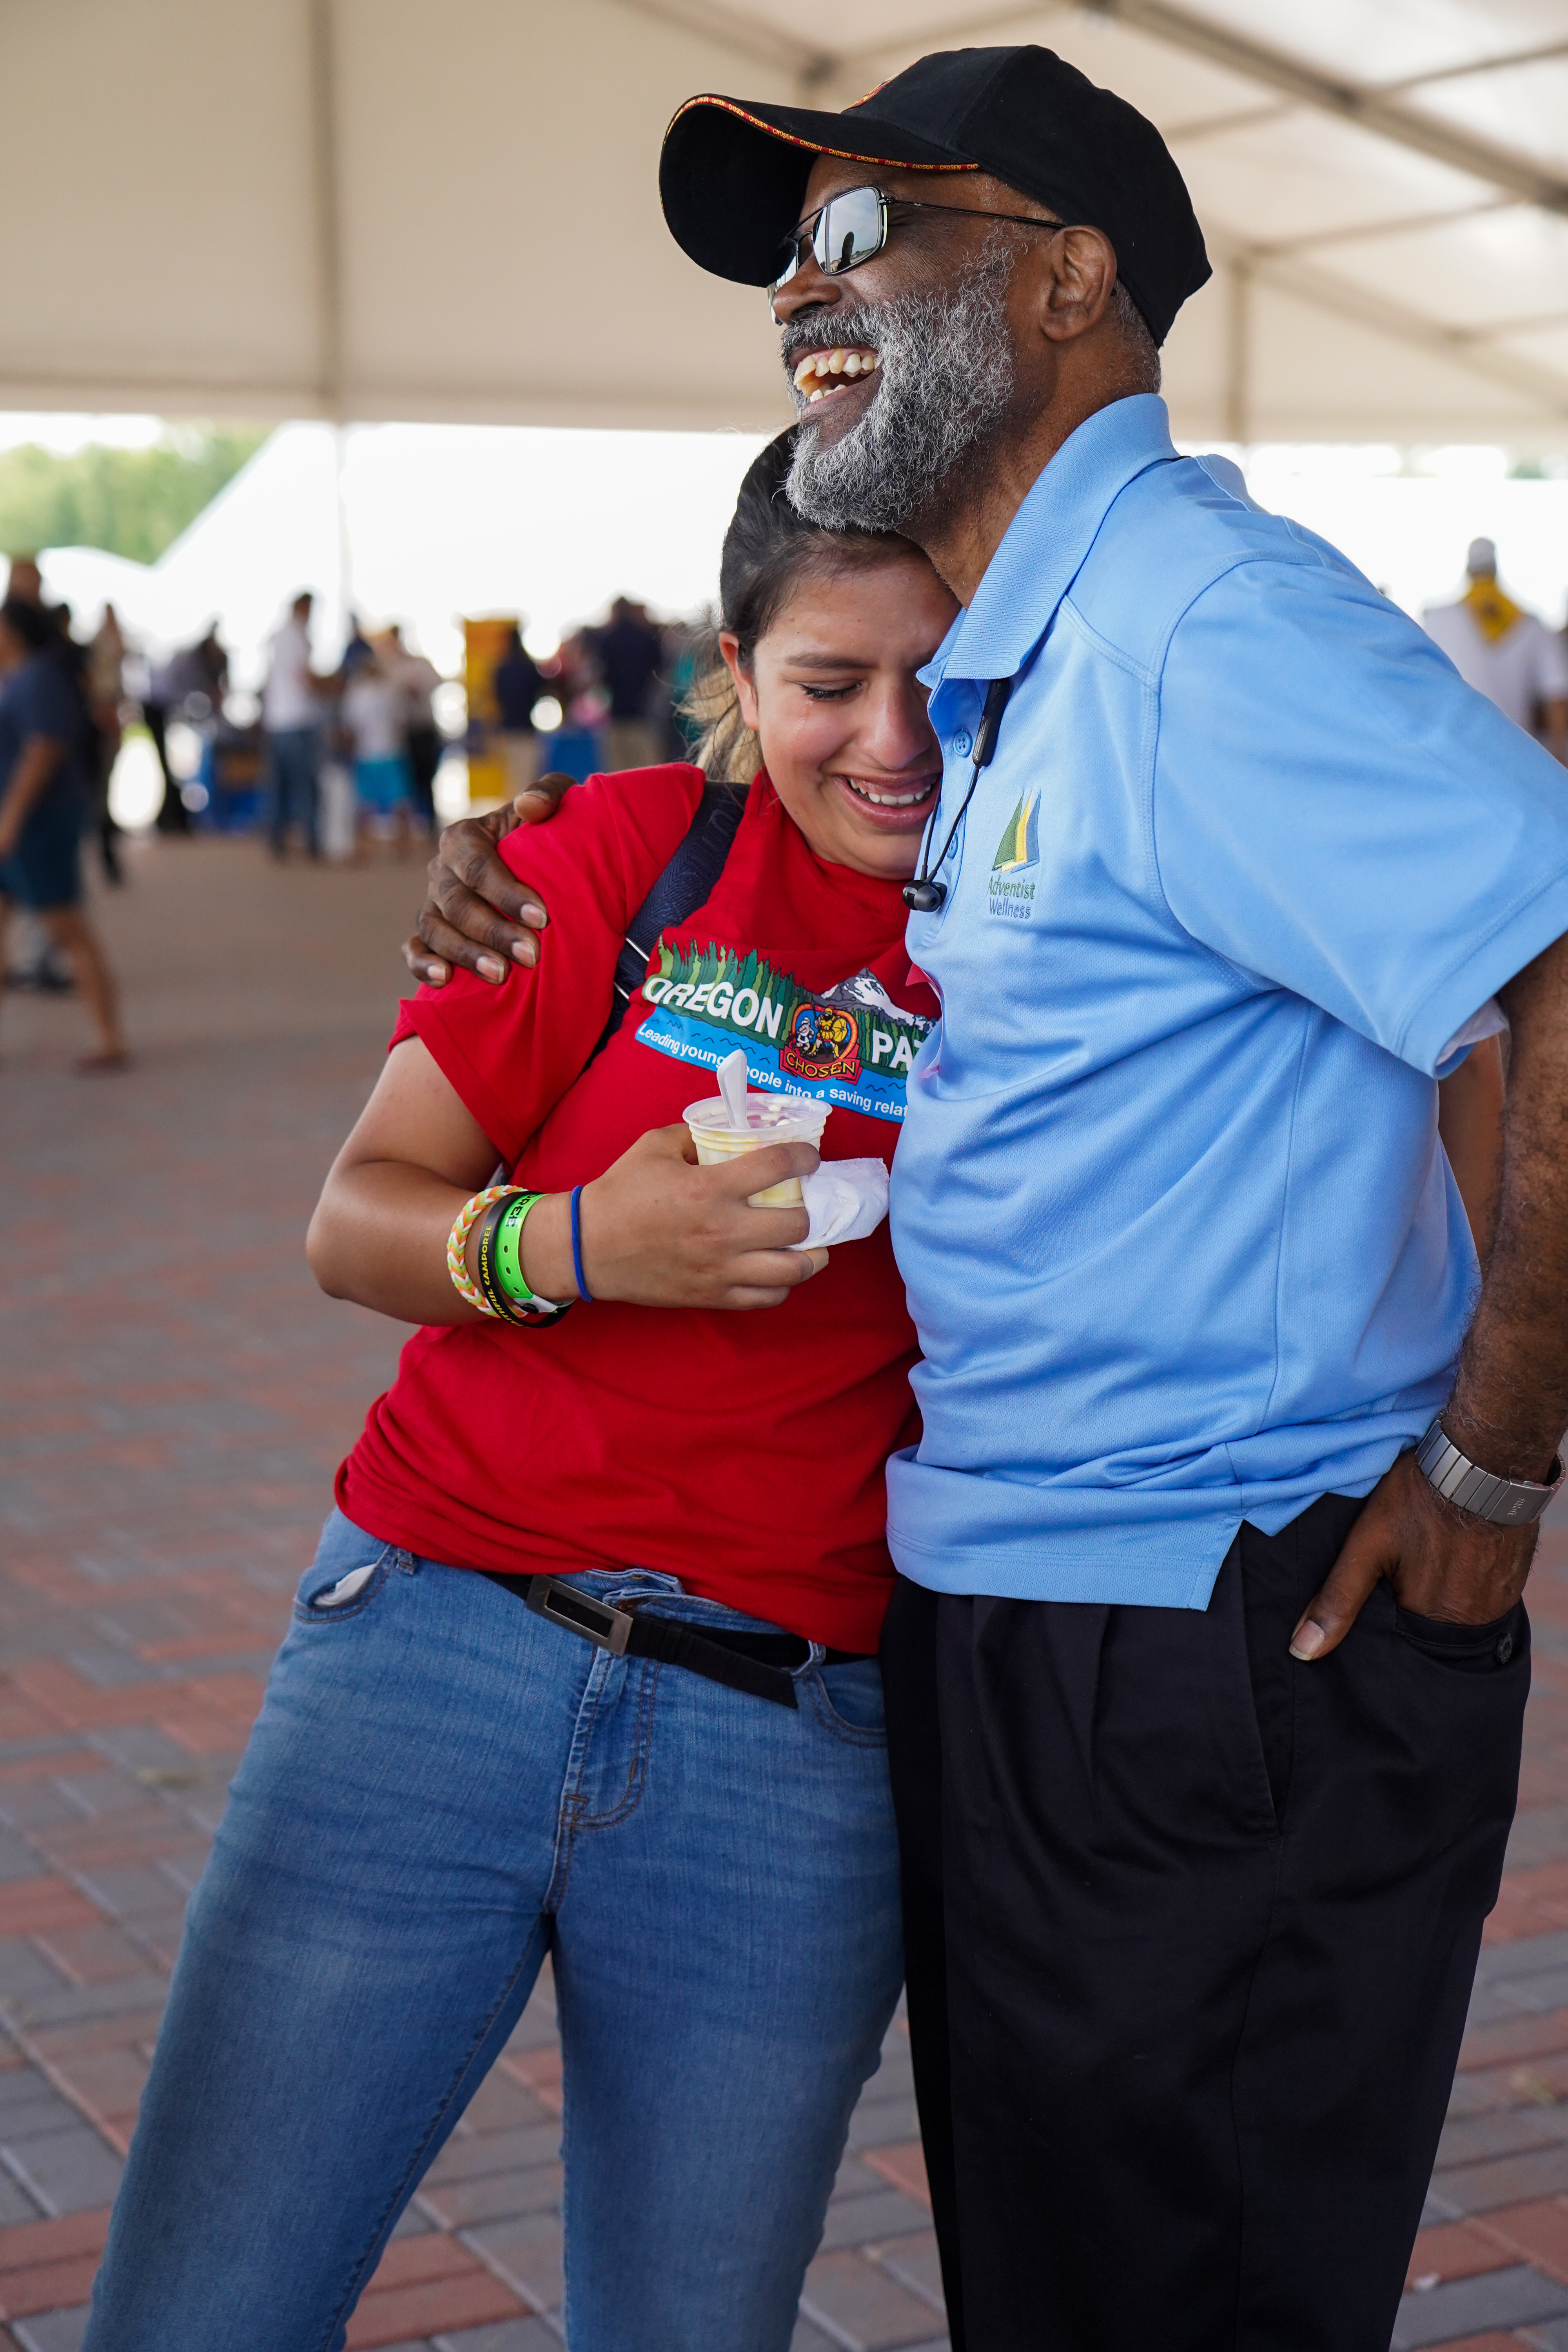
[[336, 766, 938, 1650]]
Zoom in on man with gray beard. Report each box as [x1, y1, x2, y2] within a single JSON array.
[[408, 45, 1568, 2352]]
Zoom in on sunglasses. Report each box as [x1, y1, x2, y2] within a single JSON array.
[[770, 183, 1079, 296]]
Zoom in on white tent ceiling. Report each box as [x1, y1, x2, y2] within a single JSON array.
[[4, 0, 1567, 445]]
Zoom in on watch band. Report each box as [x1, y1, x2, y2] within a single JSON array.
[[1414, 1417, 1564, 1527]]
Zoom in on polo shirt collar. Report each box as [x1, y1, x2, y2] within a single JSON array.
[[932, 393, 1179, 684]]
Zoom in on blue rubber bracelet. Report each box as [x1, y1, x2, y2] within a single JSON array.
[[570, 1185, 593, 1303]]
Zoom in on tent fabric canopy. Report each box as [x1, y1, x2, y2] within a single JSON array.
[[5, 0, 1566, 446]]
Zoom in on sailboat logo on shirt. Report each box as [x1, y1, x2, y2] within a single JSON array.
[[989, 793, 1040, 921]]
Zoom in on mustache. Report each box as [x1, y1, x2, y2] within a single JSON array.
[[779, 301, 886, 372]]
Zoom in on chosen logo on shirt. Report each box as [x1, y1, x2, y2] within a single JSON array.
[[988, 792, 1040, 922], [780, 1000, 860, 1083], [636, 941, 930, 1122]]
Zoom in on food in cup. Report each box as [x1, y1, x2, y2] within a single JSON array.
[[683, 1089, 831, 1206]]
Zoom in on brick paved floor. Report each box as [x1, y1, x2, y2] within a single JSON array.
[[11, 841, 1568, 2351], [0, 837, 946, 2352]]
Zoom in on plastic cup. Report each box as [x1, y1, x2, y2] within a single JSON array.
[[684, 1090, 831, 1206]]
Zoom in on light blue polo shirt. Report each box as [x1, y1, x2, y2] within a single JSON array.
[[889, 392, 1568, 1610]]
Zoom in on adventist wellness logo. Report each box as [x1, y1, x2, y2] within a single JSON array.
[[989, 793, 1040, 921]]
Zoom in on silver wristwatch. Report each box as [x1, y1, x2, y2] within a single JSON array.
[[1414, 1417, 1564, 1526]]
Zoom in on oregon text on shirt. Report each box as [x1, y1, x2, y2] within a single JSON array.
[[890, 393, 1568, 1610]]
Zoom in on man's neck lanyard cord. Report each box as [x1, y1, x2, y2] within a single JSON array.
[[903, 675, 1015, 914]]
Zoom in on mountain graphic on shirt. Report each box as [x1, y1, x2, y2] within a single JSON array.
[[819, 969, 925, 1027]]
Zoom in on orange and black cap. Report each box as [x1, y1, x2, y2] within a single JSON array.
[[659, 45, 1210, 347]]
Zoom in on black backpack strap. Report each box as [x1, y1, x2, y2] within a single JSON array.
[[591, 782, 746, 1061]]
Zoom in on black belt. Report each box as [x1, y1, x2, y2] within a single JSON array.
[[483, 1572, 869, 1710]]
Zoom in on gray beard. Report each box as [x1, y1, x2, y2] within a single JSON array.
[[783, 248, 1017, 534]]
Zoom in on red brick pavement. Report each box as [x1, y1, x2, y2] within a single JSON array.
[[0, 840, 944, 2352], [15, 840, 1568, 2351]]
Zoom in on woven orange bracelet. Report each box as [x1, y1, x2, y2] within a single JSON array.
[[446, 1184, 518, 1316]]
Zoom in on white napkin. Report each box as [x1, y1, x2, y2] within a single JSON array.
[[794, 1158, 890, 1250]]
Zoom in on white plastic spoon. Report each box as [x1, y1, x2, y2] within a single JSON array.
[[717, 1047, 751, 1129]]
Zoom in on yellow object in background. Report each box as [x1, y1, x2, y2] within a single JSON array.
[[464, 617, 519, 806]]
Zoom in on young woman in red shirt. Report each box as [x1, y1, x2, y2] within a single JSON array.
[[81, 432, 961, 2352]]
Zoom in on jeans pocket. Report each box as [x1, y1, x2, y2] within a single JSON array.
[[1394, 1599, 1526, 1675], [804, 1658, 888, 1747], [293, 1540, 398, 1625]]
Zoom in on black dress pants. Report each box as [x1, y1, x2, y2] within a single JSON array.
[[880, 1495, 1529, 2352]]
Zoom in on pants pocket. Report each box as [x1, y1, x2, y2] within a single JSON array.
[[1395, 1598, 1525, 1673], [292, 1532, 399, 1624]]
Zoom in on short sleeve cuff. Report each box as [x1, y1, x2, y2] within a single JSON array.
[[1403, 865, 1568, 1076]]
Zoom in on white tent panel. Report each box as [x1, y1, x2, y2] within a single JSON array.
[[2, 0, 1566, 443], [1220, 275, 1552, 439], [1158, 0, 1566, 84], [329, 0, 794, 427], [5, 0, 322, 406], [1171, 113, 1495, 247], [1323, 207, 1568, 332], [1415, 57, 1568, 177]]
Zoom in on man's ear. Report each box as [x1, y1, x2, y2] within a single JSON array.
[[1038, 226, 1118, 344]]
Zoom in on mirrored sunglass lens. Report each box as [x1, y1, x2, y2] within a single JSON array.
[[814, 188, 883, 274]]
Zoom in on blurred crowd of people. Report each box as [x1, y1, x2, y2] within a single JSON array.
[[5, 524, 1566, 1080]]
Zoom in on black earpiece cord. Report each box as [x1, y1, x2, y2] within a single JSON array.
[[903, 675, 1014, 915]]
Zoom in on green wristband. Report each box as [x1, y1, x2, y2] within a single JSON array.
[[494, 1191, 548, 1307]]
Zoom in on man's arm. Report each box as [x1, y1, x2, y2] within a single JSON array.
[[1293, 929, 1568, 1657], [401, 775, 573, 985], [1437, 1034, 1505, 1267]]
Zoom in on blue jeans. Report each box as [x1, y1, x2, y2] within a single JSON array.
[[264, 724, 319, 852], [83, 1512, 903, 2352]]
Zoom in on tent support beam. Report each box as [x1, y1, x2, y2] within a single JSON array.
[[1083, 3, 1568, 216], [1225, 259, 1250, 445], [1208, 230, 1568, 423], [605, 0, 834, 89], [309, 0, 344, 419], [823, 1, 1568, 219]]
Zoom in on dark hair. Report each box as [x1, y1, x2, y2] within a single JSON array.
[[687, 428, 916, 782], [0, 596, 54, 653]]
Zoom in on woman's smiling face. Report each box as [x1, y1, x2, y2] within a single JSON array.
[[721, 548, 959, 883]]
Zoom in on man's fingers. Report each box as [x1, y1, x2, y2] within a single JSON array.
[[401, 933, 450, 987], [1290, 1521, 1390, 1662], [436, 818, 549, 932], [509, 773, 573, 828], [412, 897, 517, 984]]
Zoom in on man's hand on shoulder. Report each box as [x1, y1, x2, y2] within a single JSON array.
[[401, 775, 573, 986]]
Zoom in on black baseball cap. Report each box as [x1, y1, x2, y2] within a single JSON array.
[[660, 45, 1210, 347]]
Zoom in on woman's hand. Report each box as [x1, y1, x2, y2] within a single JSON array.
[[524, 1125, 827, 1311], [401, 775, 574, 985]]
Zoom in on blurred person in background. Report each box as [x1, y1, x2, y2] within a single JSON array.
[[491, 623, 545, 798], [341, 647, 416, 860], [1424, 539, 1568, 761], [87, 604, 127, 884], [339, 615, 374, 681], [0, 596, 127, 1071], [143, 627, 228, 836], [382, 624, 442, 834], [587, 595, 664, 770], [262, 592, 325, 860]]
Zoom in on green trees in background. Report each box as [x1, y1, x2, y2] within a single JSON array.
[[0, 426, 269, 566]]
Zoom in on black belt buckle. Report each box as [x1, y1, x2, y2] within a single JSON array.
[[526, 1576, 634, 1656]]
